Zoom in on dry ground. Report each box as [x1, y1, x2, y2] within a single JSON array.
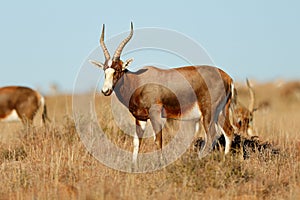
[[0, 81, 299, 200]]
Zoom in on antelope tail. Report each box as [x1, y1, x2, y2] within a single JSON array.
[[42, 103, 51, 123], [40, 96, 51, 124]]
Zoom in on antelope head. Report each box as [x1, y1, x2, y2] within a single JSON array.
[[90, 22, 134, 96], [234, 79, 256, 136]]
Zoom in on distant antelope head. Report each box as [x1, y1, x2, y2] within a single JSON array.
[[234, 79, 256, 136], [90, 22, 134, 96]]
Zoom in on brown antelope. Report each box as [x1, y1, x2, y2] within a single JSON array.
[[0, 86, 49, 124], [90, 23, 236, 163], [279, 81, 300, 101], [233, 79, 256, 136]]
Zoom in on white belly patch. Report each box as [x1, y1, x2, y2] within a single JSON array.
[[180, 103, 202, 120], [1, 110, 20, 122]]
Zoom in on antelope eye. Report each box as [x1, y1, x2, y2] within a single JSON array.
[[237, 118, 242, 127], [238, 120, 242, 127]]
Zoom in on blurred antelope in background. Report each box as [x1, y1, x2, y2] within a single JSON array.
[[279, 81, 300, 101], [233, 79, 256, 136], [0, 86, 50, 125]]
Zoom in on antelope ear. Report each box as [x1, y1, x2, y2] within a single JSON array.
[[89, 60, 104, 69], [122, 58, 134, 71]]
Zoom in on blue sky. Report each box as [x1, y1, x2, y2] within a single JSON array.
[[0, 0, 299, 93]]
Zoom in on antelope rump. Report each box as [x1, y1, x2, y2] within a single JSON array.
[[0, 86, 49, 124]]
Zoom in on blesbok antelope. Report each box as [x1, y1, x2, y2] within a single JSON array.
[[233, 79, 256, 136], [90, 23, 236, 163], [279, 81, 300, 101], [0, 86, 49, 124]]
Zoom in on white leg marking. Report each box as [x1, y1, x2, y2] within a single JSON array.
[[132, 120, 147, 163], [133, 135, 139, 163], [224, 134, 232, 154], [1, 110, 20, 122], [195, 121, 200, 134], [215, 123, 231, 154], [153, 131, 156, 142], [198, 127, 208, 159]]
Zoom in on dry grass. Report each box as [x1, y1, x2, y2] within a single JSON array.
[[0, 82, 300, 200]]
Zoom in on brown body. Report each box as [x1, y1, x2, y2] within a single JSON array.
[[116, 66, 232, 120], [0, 86, 49, 124], [90, 23, 236, 162]]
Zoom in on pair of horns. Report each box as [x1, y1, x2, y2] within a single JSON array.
[[100, 22, 133, 61]]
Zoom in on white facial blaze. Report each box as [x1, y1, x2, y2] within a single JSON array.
[[107, 59, 113, 67], [247, 125, 254, 136], [102, 68, 115, 93]]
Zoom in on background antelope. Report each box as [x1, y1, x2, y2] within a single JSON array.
[[233, 79, 256, 136], [0, 86, 49, 124], [279, 81, 300, 101], [90, 23, 236, 163]]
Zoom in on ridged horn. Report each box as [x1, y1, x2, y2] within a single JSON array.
[[113, 22, 133, 61], [100, 24, 111, 60], [246, 78, 255, 113]]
